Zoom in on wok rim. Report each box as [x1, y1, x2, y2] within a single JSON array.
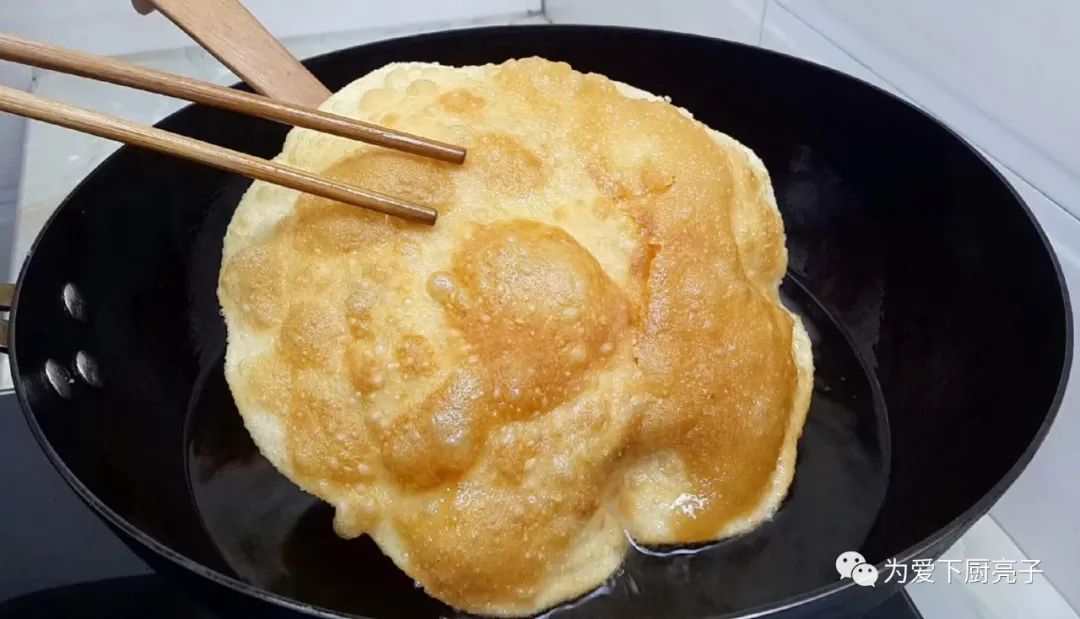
[[8, 24, 1074, 619]]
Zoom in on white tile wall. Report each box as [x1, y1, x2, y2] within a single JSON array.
[[545, 0, 765, 45], [776, 0, 1080, 221], [0, 0, 540, 56], [0, 64, 31, 190], [0, 62, 31, 280], [759, 2, 897, 96]]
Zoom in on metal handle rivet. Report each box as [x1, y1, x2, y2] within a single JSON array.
[[44, 359, 74, 399], [62, 283, 87, 322], [74, 350, 103, 388]]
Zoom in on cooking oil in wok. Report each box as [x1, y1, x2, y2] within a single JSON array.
[[185, 274, 889, 618]]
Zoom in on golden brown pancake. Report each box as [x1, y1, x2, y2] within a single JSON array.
[[218, 58, 813, 616]]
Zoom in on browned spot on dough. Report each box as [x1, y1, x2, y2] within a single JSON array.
[[379, 371, 488, 489], [293, 151, 456, 255], [469, 133, 547, 197], [237, 352, 291, 416], [394, 486, 573, 608], [279, 302, 347, 370], [345, 340, 382, 395], [588, 159, 676, 202], [287, 369, 373, 484], [293, 202, 390, 256], [390, 395, 628, 611], [447, 220, 628, 419], [220, 243, 285, 328], [344, 280, 380, 339], [439, 89, 487, 114], [395, 334, 435, 376]]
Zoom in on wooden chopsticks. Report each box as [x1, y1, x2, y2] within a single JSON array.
[[0, 34, 467, 225], [0, 35, 464, 165], [0, 85, 437, 224]]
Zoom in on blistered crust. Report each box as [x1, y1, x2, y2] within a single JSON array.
[[218, 58, 813, 616]]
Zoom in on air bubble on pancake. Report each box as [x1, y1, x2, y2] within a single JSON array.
[[287, 369, 372, 484], [380, 371, 486, 489], [294, 201, 390, 255], [431, 375, 483, 446], [426, 271, 453, 300], [407, 79, 438, 97], [219, 243, 285, 329], [334, 494, 381, 538], [359, 88, 395, 113], [238, 352, 292, 417], [469, 133, 547, 197], [331, 100, 353, 115], [346, 340, 384, 395], [445, 220, 629, 423], [444, 124, 471, 144], [345, 280, 381, 338], [439, 89, 487, 114], [293, 151, 455, 256], [337, 151, 455, 211], [427, 270, 470, 309], [395, 334, 436, 376], [386, 66, 413, 90], [568, 343, 587, 365], [252, 183, 279, 203], [280, 302, 347, 370]]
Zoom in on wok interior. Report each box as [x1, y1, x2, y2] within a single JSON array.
[[13, 27, 1068, 617]]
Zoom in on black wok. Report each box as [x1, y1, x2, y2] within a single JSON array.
[[2, 26, 1070, 619]]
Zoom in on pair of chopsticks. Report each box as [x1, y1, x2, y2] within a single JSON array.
[[0, 34, 465, 225]]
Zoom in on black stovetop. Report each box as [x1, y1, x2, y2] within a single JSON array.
[[0, 393, 922, 619]]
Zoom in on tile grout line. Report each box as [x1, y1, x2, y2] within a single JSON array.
[[772, 2, 898, 95], [985, 513, 1080, 616], [757, 1, 770, 46], [984, 156, 1080, 228]]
